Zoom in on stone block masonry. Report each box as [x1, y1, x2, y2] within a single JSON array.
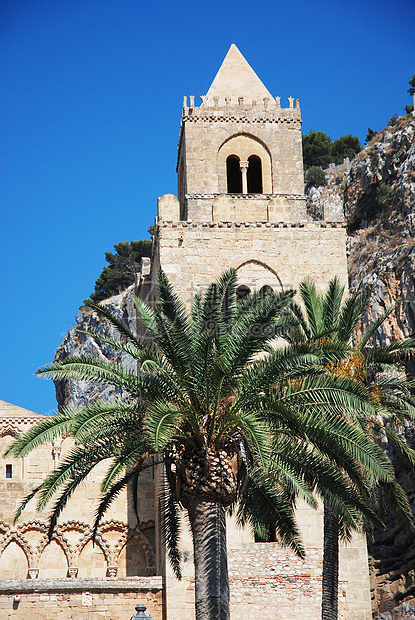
[[155, 220, 349, 308], [0, 577, 162, 620]]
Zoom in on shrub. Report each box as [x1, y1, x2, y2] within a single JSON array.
[[377, 183, 392, 207], [387, 114, 398, 127], [365, 128, 377, 144], [305, 166, 327, 190]]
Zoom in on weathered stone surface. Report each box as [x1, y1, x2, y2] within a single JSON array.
[[54, 287, 138, 409]]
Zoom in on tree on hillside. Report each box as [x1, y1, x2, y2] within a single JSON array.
[[302, 130, 361, 170], [302, 131, 333, 169], [331, 134, 361, 164], [365, 128, 377, 144], [7, 270, 395, 620], [89, 234, 153, 303], [289, 278, 415, 620], [304, 166, 327, 191], [405, 73, 415, 114]]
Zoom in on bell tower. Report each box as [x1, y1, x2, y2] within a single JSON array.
[[152, 46, 371, 620], [177, 43, 306, 223]]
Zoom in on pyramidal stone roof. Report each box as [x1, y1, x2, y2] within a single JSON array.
[[204, 44, 273, 106], [0, 399, 43, 419]]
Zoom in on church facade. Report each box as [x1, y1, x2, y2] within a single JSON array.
[[0, 46, 371, 619]]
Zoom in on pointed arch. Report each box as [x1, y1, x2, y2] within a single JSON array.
[[113, 526, 156, 577], [0, 531, 33, 570]]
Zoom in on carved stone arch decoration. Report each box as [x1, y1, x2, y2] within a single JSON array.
[[218, 133, 272, 194], [0, 530, 33, 567], [35, 528, 72, 568], [0, 521, 12, 536], [0, 426, 19, 439], [235, 260, 284, 292], [113, 525, 156, 576], [75, 527, 112, 566]]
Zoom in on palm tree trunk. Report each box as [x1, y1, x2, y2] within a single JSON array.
[[187, 500, 230, 620], [322, 503, 339, 620]]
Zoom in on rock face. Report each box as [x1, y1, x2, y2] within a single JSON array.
[[346, 118, 415, 620], [54, 286, 138, 409], [305, 114, 415, 620]]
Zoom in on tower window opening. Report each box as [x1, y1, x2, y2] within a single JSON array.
[[255, 527, 277, 543], [5, 464, 12, 479], [247, 155, 263, 193], [237, 285, 251, 301], [226, 155, 242, 193]]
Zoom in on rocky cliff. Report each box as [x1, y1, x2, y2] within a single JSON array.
[[347, 117, 415, 620], [306, 113, 415, 619], [54, 287, 138, 409], [54, 113, 415, 619]]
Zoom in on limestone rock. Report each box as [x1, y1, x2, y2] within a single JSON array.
[[54, 286, 138, 409]]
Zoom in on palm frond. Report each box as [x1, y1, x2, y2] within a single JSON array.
[[85, 299, 144, 349], [37, 357, 163, 399], [237, 469, 305, 558], [5, 408, 76, 458], [322, 277, 344, 333], [298, 278, 323, 337], [145, 400, 183, 451], [337, 287, 371, 343], [158, 470, 182, 579], [358, 306, 395, 350], [75, 328, 145, 360]]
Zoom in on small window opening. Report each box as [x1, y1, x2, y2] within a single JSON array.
[[237, 285, 251, 301], [5, 464, 12, 479], [260, 285, 273, 294], [247, 155, 263, 193], [227, 155, 242, 193], [255, 527, 277, 542]]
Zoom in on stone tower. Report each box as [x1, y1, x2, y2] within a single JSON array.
[[153, 45, 372, 620]]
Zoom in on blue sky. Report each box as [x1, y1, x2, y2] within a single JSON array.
[[1, 0, 414, 415]]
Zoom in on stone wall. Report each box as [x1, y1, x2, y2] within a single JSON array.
[[161, 503, 371, 620], [0, 402, 159, 619], [154, 218, 349, 307], [0, 577, 162, 620]]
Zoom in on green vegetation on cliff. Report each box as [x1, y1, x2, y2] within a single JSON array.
[[302, 130, 361, 169], [88, 233, 152, 302]]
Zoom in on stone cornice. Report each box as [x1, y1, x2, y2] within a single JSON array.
[[158, 220, 346, 229], [182, 113, 301, 127], [185, 193, 306, 201], [0, 576, 163, 594]]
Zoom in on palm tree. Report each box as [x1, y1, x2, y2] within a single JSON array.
[[6, 270, 397, 620], [289, 277, 415, 620]]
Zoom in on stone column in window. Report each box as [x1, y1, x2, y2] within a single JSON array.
[[239, 161, 249, 194], [51, 440, 62, 471]]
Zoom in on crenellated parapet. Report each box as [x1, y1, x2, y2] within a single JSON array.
[[182, 95, 301, 125]]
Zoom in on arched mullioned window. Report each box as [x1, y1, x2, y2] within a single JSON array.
[[226, 155, 242, 193], [247, 155, 263, 193]]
